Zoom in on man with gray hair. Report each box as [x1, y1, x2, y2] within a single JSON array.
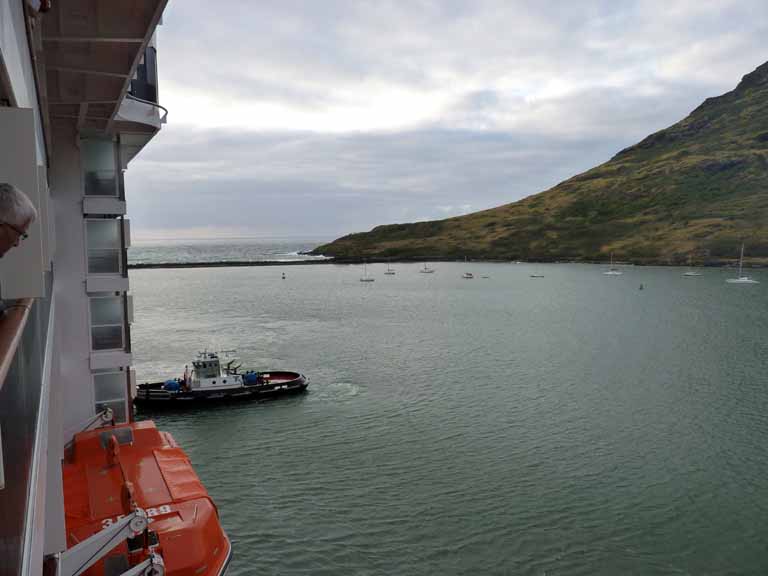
[[0, 182, 37, 258]]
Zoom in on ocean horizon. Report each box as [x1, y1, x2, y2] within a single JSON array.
[[129, 236, 333, 265]]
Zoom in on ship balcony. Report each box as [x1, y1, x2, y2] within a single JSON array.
[[43, 0, 169, 138], [115, 94, 168, 166], [116, 93, 167, 131], [115, 46, 169, 164], [0, 289, 54, 576]]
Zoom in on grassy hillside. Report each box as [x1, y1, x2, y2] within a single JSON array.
[[313, 62, 768, 265]]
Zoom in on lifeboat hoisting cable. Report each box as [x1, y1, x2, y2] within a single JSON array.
[[54, 508, 163, 576]]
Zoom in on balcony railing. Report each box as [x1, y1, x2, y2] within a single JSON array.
[[0, 280, 54, 576]]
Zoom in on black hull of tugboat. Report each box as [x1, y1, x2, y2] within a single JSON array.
[[134, 373, 309, 407]]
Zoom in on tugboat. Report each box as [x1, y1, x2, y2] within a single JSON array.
[[134, 351, 309, 406]]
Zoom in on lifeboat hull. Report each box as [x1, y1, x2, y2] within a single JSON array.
[[63, 421, 231, 576]]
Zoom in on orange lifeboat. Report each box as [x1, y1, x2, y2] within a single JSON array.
[[62, 420, 231, 575]]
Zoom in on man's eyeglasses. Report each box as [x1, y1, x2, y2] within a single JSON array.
[[0, 220, 28, 240]]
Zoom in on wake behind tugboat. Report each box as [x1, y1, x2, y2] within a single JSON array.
[[134, 351, 309, 407]]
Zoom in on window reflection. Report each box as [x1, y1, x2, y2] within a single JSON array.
[[90, 296, 124, 350], [82, 138, 118, 197], [86, 220, 122, 274]]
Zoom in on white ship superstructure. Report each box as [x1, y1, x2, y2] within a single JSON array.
[[0, 2, 229, 575]]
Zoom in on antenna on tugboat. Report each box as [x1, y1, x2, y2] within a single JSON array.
[[225, 359, 243, 374]]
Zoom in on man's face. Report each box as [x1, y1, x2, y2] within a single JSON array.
[[0, 219, 30, 258]]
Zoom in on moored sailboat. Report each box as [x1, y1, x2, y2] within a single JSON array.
[[462, 256, 473, 278], [603, 252, 623, 275], [683, 255, 702, 276], [420, 262, 435, 273], [726, 243, 759, 284], [360, 260, 375, 282]]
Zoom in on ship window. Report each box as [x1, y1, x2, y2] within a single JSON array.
[[94, 371, 128, 424], [86, 219, 122, 274], [82, 138, 119, 197], [90, 296, 124, 351]]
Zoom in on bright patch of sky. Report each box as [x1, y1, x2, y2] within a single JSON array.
[[126, 0, 768, 240]]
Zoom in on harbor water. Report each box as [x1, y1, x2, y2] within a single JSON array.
[[130, 260, 768, 575]]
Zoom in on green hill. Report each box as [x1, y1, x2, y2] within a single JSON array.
[[313, 61, 768, 265]]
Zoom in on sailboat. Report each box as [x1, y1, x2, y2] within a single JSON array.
[[420, 262, 435, 274], [603, 252, 623, 275], [683, 255, 702, 277], [462, 256, 473, 278], [384, 260, 396, 275], [360, 260, 375, 282], [726, 243, 759, 284]]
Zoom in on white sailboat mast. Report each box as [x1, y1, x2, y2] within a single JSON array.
[[739, 243, 744, 277]]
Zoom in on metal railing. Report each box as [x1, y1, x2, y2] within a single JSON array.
[[0, 298, 33, 390], [124, 93, 168, 124], [0, 280, 54, 576]]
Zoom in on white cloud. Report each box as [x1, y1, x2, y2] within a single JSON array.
[[156, 0, 767, 135]]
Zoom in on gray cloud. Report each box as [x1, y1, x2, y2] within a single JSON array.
[[126, 0, 768, 238], [125, 127, 624, 237]]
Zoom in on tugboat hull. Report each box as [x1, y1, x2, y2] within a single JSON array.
[[134, 372, 308, 407]]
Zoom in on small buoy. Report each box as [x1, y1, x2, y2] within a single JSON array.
[[282, 273, 286, 279], [639, 283, 644, 290]]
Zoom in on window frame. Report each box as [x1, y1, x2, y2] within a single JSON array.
[[81, 136, 123, 199], [88, 294, 126, 352], [84, 218, 124, 276], [93, 369, 130, 424]]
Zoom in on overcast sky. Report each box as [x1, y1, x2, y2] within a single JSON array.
[[125, 0, 768, 241]]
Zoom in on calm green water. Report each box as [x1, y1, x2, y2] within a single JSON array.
[[130, 263, 768, 575]]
